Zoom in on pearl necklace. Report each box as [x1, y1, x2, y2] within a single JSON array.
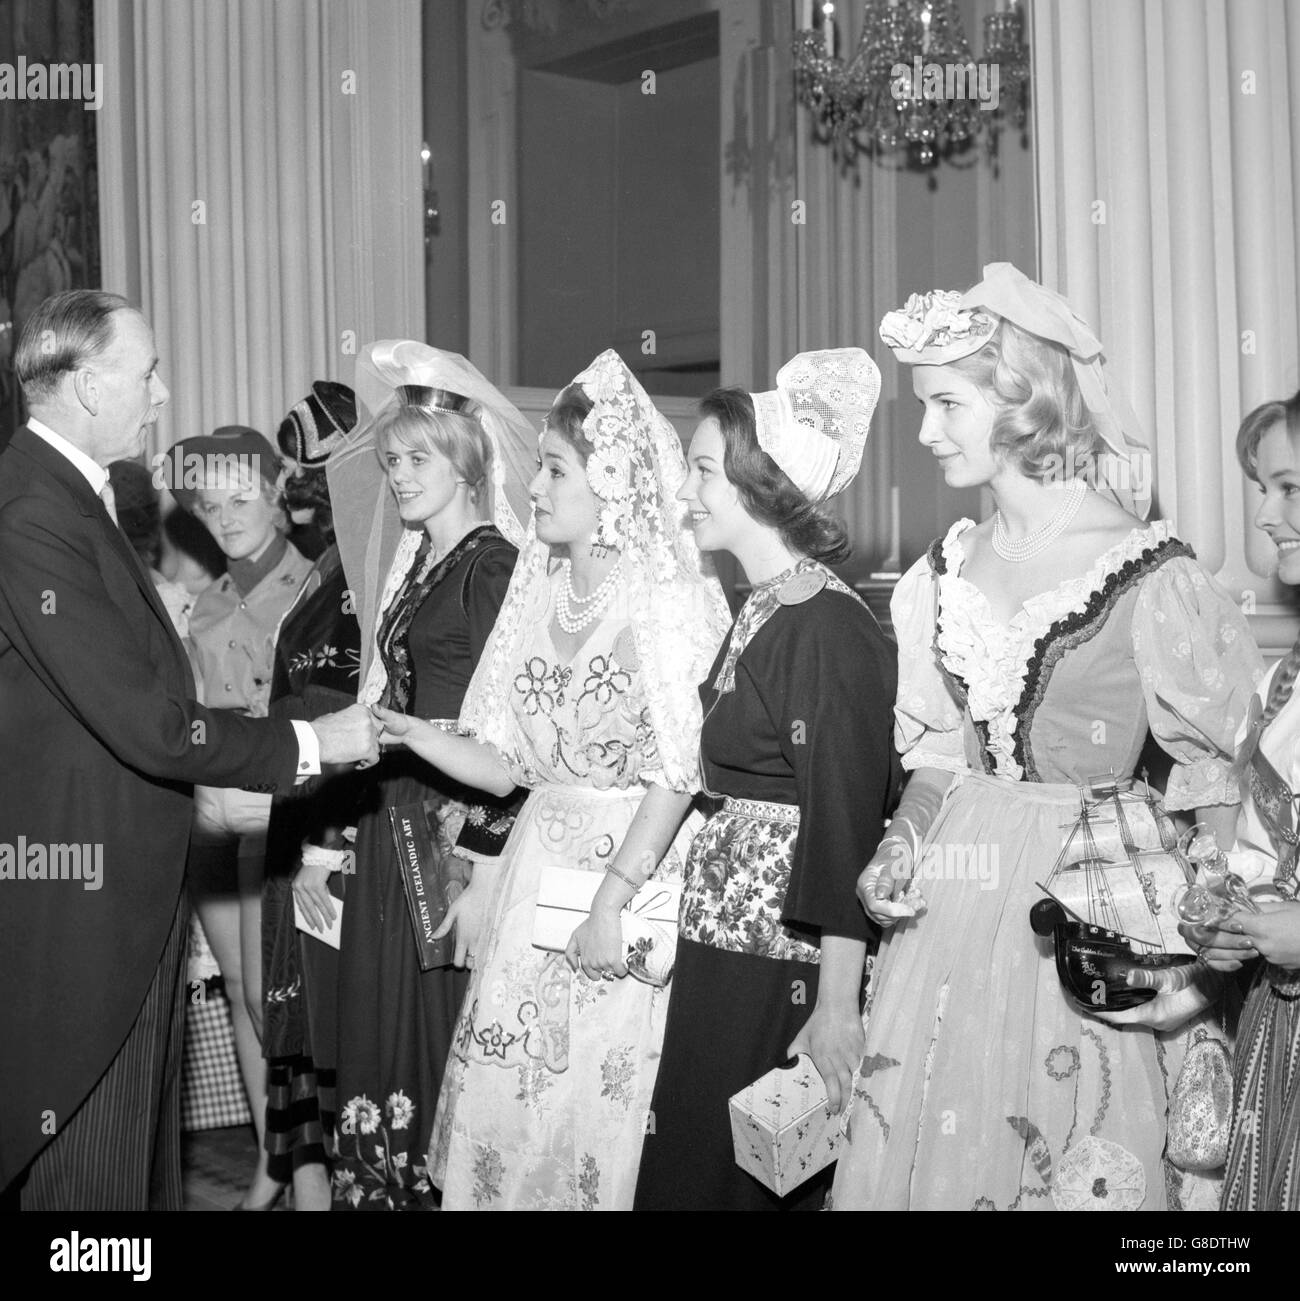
[[555, 559, 621, 633], [992, 481, 1087, 563]]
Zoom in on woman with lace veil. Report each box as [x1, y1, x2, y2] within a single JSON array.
[[634, 349, 900, 1212], [373, 349, 731, 1209], [831, 264, 1263, 1211], [321, 342, 533, 1209]]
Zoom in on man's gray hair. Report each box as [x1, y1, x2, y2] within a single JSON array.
[[15, 290, 132, 405]]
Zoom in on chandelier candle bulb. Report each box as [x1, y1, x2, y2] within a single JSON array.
[[823, 3, 835, 55]]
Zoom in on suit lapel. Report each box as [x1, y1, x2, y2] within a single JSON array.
[[10, 428, 187, 652]]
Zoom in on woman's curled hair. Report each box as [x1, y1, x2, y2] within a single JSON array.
[[948, 320, 1102, 484], [699, 387, 849, 565]]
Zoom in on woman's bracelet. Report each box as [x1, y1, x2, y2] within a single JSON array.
[[882, 817, 923, 864], [606, 861, 644, 891]]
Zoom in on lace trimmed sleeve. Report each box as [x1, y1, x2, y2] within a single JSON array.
[[890, 549, 968, 774]]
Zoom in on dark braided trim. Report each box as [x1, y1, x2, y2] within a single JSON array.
[[1014, 537, 1196, 779], [926, 537, 995, 776]]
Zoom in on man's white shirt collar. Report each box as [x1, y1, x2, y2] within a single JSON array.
[[26, 417, 110, 497]]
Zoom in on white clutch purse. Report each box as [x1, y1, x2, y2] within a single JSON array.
[[532, 866, 681, 986]]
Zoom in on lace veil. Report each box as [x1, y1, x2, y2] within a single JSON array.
[[458, 349, 732, 793], [325, 341, 536, 702]]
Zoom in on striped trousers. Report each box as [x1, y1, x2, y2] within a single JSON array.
[[19, 891, 189, 1211]]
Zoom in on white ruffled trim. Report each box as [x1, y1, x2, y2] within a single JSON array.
[[935, 518, 1174, 780]]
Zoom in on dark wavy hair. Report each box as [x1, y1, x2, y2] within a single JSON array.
[[283, 466, 334, 545], [699, 387, 849, 564], [545, 383, 595, 462]]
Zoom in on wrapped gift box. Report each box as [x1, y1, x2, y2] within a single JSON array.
[[532, 866, 680, 953], [729, 1053, 842, 1197]]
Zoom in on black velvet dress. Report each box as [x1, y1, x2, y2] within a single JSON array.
[[635, 567, 900, 1211], [333, 525, 519, 1210]]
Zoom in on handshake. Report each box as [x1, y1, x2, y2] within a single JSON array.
[[310, 703, 383, 768]]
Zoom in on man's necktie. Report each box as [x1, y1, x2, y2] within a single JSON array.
[[99, 480, 119, 527]]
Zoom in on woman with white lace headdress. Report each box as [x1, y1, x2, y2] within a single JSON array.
[[373, 349, 731, 1209], [321, 342, 534, 1209], [634, 349, 900, 1212]]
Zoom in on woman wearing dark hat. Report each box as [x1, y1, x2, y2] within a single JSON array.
[[168, 425, 314, 1210], [633, 349, 899, 1212], [255, 382, 365, 1210]]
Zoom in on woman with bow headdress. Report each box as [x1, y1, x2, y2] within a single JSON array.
[[323, 343, 533, 1209], [374, 350, 731, 1209], [832, 264, 1262, 1211], [634, 348, 900, 1211]]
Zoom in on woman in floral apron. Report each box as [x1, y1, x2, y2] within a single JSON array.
[[634, 348, 899, 1211]]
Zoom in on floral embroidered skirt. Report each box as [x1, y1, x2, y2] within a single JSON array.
[[831, 771, 1221, 1211], [333, 765, 470, 1210], [636, 799, 828, 1211], [1222, 960, 1300, 1209], [429, 782, 685, 1210]]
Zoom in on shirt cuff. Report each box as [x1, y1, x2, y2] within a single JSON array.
[[291, 719, 321, 783]]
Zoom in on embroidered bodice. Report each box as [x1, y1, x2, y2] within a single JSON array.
[[891, 518, 1261, 806], [498, 578, 663, 792]]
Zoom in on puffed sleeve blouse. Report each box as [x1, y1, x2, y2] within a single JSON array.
[[888, 518, 1263, 801]]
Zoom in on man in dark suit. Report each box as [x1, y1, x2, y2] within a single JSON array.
[[0, 290, 378, 1210]]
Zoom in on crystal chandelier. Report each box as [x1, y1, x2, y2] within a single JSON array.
[[793, 0, 1030, 167]]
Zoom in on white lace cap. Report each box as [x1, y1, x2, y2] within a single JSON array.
[[751, 348, 881, 502]]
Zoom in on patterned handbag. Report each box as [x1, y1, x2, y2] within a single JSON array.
[[1166, 1027, 1233, 1172]]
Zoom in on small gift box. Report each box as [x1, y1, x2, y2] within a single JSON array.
[[532, 866, 680, 985], [729, 1053, 842, 1197]]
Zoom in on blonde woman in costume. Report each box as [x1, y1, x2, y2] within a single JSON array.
[[832, 264, 1263, 1211]]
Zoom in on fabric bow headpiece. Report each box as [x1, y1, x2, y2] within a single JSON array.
[[750, 347, 881, 502]]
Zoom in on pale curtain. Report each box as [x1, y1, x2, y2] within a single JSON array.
[[1034, 0, 1300, 654], [94, 0, 425, 461]]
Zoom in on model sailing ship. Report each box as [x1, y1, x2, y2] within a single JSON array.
[[1030, 774, 1199, 1012]]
